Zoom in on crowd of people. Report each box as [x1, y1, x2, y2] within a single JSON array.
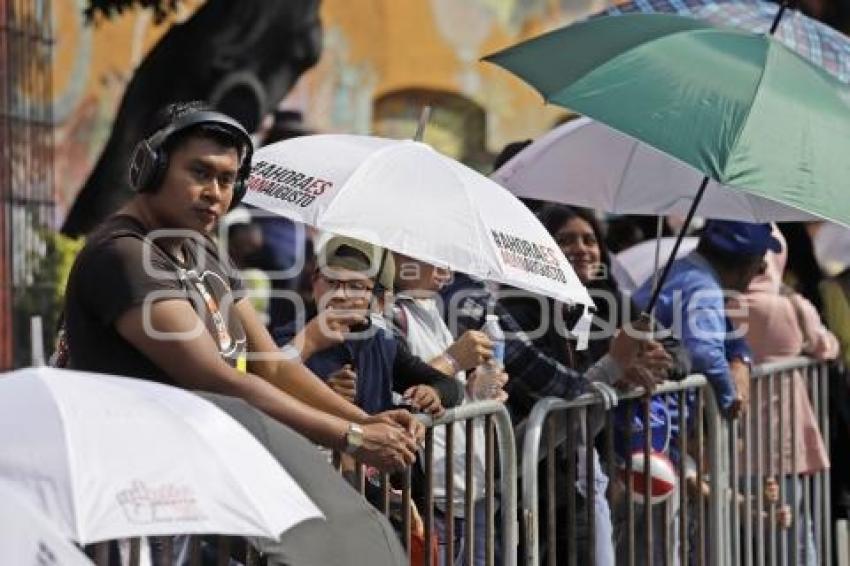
[[56, 100, 850, 565]]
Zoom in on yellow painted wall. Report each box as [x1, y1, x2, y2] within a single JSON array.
[[283, 0, 615, 161], [51, 0, 613, 219]]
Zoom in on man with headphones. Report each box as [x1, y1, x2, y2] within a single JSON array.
[[62, 101, 419, 564]]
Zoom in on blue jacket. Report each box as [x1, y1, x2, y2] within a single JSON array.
[[274, 317, 393, 414], [633, 252, 750, 412]]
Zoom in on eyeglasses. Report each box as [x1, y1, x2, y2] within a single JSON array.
[[317, 273, 374, 295]]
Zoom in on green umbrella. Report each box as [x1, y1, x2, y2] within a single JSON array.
[[484, 13, 850, 309]]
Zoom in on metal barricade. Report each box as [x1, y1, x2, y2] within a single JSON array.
[[85, 400, 517, 566], [725, 357, 832, 566], [520, 358, 834, 566], [80, 359, 835, 566], [337, 400, 518, 566], [520, 375, 726, 566], [85, 537, 265, 565]]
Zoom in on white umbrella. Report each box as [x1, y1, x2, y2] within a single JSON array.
[[614, 237, 699, 292], [243, 134, 592, 307], [0, 367, 322, 544], [492, 117, 818, 222], [0, 480, 93, 566], [813, 221, 850, 275]]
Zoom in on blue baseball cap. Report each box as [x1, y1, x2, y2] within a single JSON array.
[[701, 220, 782, 256]]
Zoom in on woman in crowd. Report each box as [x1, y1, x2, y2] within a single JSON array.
[[391, 252, 509, 566], [504, 204, 689, 565], [501, 204, 624, 566], [729, 226, 838, 566]]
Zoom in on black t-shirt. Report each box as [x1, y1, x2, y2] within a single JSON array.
[[64, 215, 246, 385]]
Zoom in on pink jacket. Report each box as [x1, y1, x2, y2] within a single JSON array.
[[729, 228, 838, 475]]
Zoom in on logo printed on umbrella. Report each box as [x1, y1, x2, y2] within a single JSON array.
[[491, 230, 568, 283], [247, 160, 333, 208], [116, 480, 206, 524]]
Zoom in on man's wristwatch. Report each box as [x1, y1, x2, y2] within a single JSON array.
[[343, 423, 364, 455]]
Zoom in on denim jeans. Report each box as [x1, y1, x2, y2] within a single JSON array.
[[434, 500, 488, 566], [773, 475, 818, 566]]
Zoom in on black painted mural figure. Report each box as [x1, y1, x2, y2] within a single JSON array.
[[64, 0, 322, 236]]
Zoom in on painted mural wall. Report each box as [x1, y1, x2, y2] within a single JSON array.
[[52, 1, 202, 221], [52, 0, 614, 225], [281, 0, 615, 168]]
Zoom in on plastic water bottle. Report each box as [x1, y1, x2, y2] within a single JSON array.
[[472, 315, 505, 400], [485, 314, 506, 366]]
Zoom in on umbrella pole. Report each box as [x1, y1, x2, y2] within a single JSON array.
[[414, 106, 432, 142], [30, 315, 45, 366], [649, 216, 665, 329], [646, 0, 787, 315], [769, 0, 794, 34], [644, 176, 710, 314], [373, 248, 392, 317], [376, 248, 390, 292]]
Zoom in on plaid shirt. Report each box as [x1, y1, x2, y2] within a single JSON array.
[[439, 274, 590, 419]]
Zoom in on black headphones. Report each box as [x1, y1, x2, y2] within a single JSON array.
[[128, 110, 254, 209]]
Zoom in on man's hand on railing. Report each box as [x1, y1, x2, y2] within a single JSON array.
[[618, 365, 662, 393], [403, 385, 445, 417], [353, 421, 419, 471], [609, 329, 643, 369], [609, 324, 670, 366], [636, 340, 673, 375], [612, 335, 672, 393], [729, 358, 750, 418], [366, 408, 427, 444]]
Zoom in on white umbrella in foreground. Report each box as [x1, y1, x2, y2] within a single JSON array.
[[243, 134, 592, 307], [0, 367, 322, 544], [0, 480, 93, 566], [492, 117, 818, 223]]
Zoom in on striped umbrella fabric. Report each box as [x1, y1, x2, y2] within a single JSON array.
[[603, 0, 850, 83]]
